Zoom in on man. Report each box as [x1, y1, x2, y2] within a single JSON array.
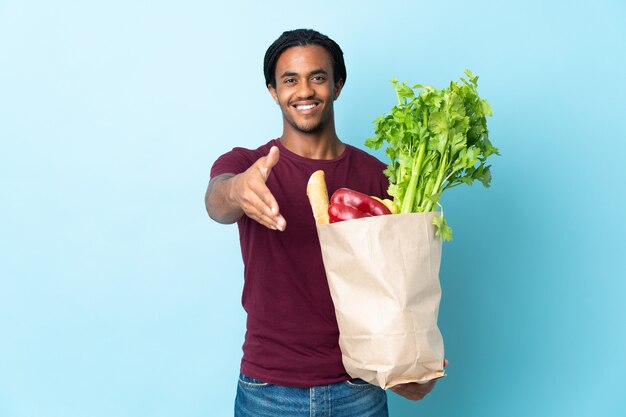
[[205, 28, 443, 416]]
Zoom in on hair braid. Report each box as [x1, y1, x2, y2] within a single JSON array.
[[263, 29, 346, 89]]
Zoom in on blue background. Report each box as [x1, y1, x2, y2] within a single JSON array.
[[1, 1, 625, 416]]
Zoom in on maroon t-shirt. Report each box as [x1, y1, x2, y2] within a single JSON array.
[[210, 138, 389, 388]]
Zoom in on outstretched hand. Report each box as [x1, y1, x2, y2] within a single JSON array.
[[231, 146, 286, 231], [389, 359, 449, 401]]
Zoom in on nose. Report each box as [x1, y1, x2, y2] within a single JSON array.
[[296, 80, 314, 99]]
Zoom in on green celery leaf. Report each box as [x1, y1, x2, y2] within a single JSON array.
[[365, 136, 382, 149], [433, 214, 453, 241], [428, 112, 447, 134], [481, 99, 493, 117]]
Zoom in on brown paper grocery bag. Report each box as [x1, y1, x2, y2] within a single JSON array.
[[316, 212, 445, 389]]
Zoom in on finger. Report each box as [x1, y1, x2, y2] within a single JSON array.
[[258, 146, 280, 181], [264, 146, 280, 169], [444, 359, 449, 368], [252, 207, 285, 231], [255, 184, 280, 216], [390, 386, 403, 394], [243, 195, 279, 226], [275, 214, 286, 231], [249, 180, 281, 219], [252, 215, 280, 230], [251, 180, 286, 231], [242, 189, 286, 231], [390, 385, 427, 401], [246, 205, 281, 230]]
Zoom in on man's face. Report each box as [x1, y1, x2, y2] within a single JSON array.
[[268, 45, 343, 134]]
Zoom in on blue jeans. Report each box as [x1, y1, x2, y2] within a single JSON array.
[[234, 373, 388, 417]]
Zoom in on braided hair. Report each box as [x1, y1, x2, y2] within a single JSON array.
[[263, 29, 346, 89]]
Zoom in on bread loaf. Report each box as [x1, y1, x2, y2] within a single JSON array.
[[306, 170, 330, 224]]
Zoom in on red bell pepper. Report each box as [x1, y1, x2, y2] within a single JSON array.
[[328, 188, 391, 223]]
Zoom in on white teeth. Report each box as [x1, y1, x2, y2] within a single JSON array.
[[296, 104, 316, 110]]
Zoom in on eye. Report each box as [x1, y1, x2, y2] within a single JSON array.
[[284, 78, 296, 84], [311, 75, 326, 82]]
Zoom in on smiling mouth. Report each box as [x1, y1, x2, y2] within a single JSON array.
[[294, 103, 319, 111]]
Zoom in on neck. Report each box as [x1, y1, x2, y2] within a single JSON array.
[[280, 130, 345, 160]]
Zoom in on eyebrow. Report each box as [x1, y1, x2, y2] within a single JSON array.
[[279, 68, 329, 78]]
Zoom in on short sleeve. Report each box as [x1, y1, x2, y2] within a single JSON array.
[[210, 147, 258, 179]]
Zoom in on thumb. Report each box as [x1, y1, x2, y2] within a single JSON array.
[[258, 146, 280, 180]]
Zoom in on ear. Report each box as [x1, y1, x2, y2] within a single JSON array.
[[333, 79, 345, 101], [268, 84, 279, 104]]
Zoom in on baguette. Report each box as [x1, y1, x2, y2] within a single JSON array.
[[306, 170, 330, 224]]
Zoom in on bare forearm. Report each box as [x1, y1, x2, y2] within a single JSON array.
[[205, 174, 244, 224]]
